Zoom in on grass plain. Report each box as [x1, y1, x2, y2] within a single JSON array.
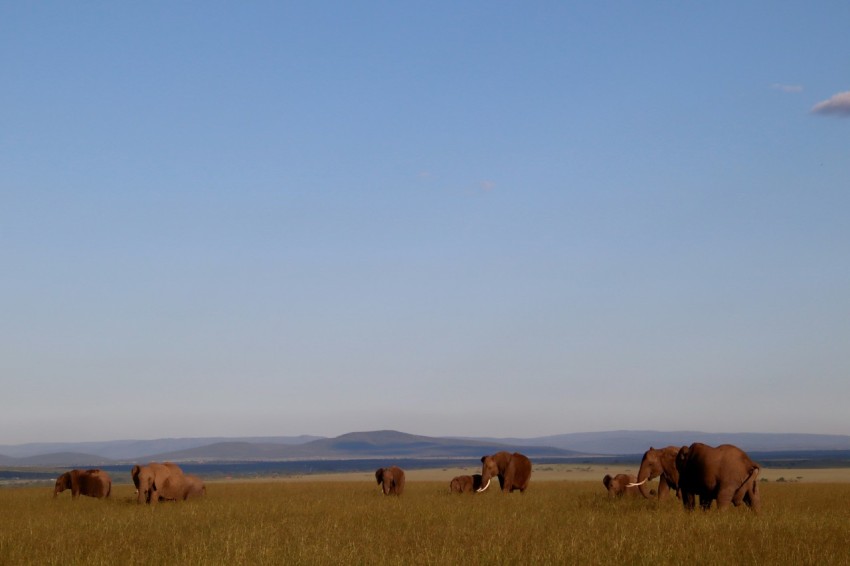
[[2, 466, 849, 565]]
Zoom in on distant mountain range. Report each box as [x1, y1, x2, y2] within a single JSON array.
[[2, 430, 850, 468]]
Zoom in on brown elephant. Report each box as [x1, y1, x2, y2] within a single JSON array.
[[602, 473, 641, 497], [449, 474, 483, 494], [628, 446, 682, 499], [675, 443, 761, 512], [478, 451, 532, 493], [131, 462, 184, 504], [54, 469, 112, 499], [375, 466, 405, 496], [157, 473, 206, 501]]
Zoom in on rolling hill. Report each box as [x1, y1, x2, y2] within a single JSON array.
[[3, 430, 850, 468]]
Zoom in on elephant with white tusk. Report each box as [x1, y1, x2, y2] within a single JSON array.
[[375, 466, 405, 496], [477, 451, 532, 493]]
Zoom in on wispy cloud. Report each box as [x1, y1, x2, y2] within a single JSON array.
[[479, 180, 495, 192], [811, 91, 850, 117], [772, 83, 803, 93]]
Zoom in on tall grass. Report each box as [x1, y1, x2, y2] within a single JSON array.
[[2, 480, 848, 565]]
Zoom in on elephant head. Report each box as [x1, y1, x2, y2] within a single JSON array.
[[629, 446, 682, 499], [478, 451, 532, 493], [132, 465, 156, 504], [53, 470, 77, 498], [375, 466, 405, 496]]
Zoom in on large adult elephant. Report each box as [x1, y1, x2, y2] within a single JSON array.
[[158, 474, 206, 501], [131, 462, 184, 504], [54, 469, 112, 499], [627, 446, 682, 499], [602, 473, 641, 497], [675, 443, 761, 512], [477, 451, 532, 493], [449, 474, 483, 494], [375, 466, 405, 496]]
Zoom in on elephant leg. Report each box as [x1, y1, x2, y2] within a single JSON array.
[[699, 491, 714, 511], [504, 466, 518, 492], [657, 481, 670, 499], [716, 485, 736, 510]]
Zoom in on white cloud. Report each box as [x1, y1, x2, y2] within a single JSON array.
[[772, 83, 803, 93], [811, 91, 850, 116]]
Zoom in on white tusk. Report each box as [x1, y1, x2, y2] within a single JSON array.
[[476, 478, 492, 492], [626, 479, 648, 487]]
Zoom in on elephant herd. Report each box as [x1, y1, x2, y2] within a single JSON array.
[[603, 442, 762, 512], [376, 451, 534, 496], [53, 443, 761, 512], [52, 462, 206, 504]]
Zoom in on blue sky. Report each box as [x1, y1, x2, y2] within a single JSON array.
[[2, 2, 848, 444]]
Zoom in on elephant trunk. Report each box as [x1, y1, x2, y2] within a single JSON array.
[[633, 464, 655, 499], [637, 478, 654, 499]]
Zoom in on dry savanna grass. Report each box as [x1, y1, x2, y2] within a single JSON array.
[[2, 469, 850, 565]]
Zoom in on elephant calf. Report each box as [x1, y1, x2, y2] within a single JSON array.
[[158, 474, 206, 501], [602, 473, 641, 497], [450, 474, 483, 494]]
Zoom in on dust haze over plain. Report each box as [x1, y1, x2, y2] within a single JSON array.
[[1, 2, 849, 444]]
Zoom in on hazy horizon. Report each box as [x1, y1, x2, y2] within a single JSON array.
[[3, 3, 848, 444]]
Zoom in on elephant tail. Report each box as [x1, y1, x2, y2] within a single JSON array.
[[733, 466, 759, 506]]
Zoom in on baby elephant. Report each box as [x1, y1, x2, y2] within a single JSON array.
[[158, 474, 206, 501], [449, 474, 483, 494], [54, 469, 112, 499], [602, 473, 642, 497]]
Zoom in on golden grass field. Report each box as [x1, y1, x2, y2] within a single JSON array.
[[2, 465, 849, 565]]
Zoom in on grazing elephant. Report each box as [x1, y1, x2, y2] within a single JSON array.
[[478, 451, 532, 493], [449, 474, 483, 494], [131, 462, 184, 504], [675, 443, 761, 512], [628, 446, 682, 500], [602, 473, 641, 497], [158, 474, 206, 501], [54, 469, 112, 499], [375, 466, 405, 496]]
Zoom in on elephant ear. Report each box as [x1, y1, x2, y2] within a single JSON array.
[[375, 469, 384, 485], [480, 456, 487, 463], [603, 475, 611, 488]]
